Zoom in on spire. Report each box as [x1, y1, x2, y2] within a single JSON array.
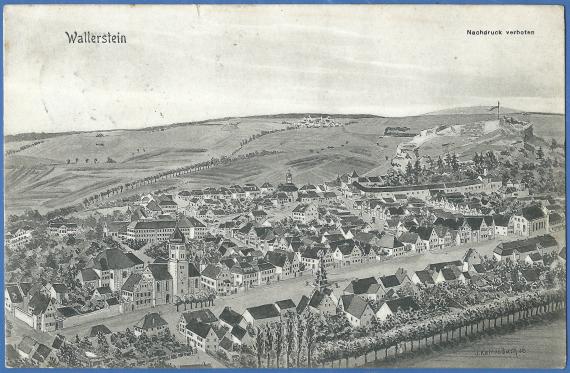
[[169, 225, 185, 244]]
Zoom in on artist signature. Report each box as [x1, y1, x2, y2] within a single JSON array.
[[475, 347, 527, 358]]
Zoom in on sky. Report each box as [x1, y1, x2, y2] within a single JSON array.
[[4, 5, 565, 134]]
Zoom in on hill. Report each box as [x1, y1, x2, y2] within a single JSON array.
[[4, 110, 565, 214], [425, 106, 521, 116]]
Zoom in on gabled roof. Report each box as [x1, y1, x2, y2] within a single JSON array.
[[137, 313, 168, 330], [245, 304, 281, 320], [231, 324, 247, 340], [28, 293, 52, 315], [182, 309, 218, 325], [296, 295, 310, 314], [186, 321, 213, 339], [440, 268, 458, 281], [122, 273, 143, 291], [413, 270, 435, 285], [344, 277, 379, 295], [6, 284, 23, 303], [427, 260, 462, 273], [341, 294, 370, 319], [18, 336, 38, 354], [92, 248, 136, 271], [188, 262, 201, 277], [125, 252, 144, 266], [169, 226, 186, 243], [275, 299, 296, 310], [89, 324, 112, 337], [521, 205, 545, 221], [379, 275, 400, 288], [147, 263, 173, 281], [32, 343, 52, 362], [398, 232, 420, 244], [219, 307, 243, 326], [383, 296, 420, 313]]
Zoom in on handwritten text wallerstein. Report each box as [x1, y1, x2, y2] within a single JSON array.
[[65, 31, 127, 44], [467, 29, 535, 36]]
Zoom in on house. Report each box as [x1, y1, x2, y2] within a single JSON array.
[[339, 294, 376, 328], [134, 312, 169, 337], [434, 267, 465, 285], [17, 336, 39, 360], [184, 321, 219, 352], [291, 203, 318, 224], [493, 214, 510, 236], [89, 248, 142, 291], [274, 299, 297, 316], [47, 283, 68, 304], [378, 234, 406, 257], [297, 288, 338, 316], [17, 292, 62, 332], [241, 304, 281, 327], [343, 277, 385, 301], [265, 250, 300, 280], [31, 343, 55, 366], [77, 268, 101, 289], [397, 232, 426, 253], [121, 273, 153, 311], [410, 270, 435, 287], [375, 296, 420, 321], [330, 240, 363, 267], [48, 218, 78, 237], [511, 205, 548, 237], [178, 309, 218, 334], [91, 286, 113, 301], [218, 306, 243, 329], [89, 324, 112, 338], [5, 284, 24, 315], [525, 252, 544, 266], [103, 221, 130, 238], [462, 248, 483, 272], [519, 268, 540, 284], [201, 264, 233, 296]]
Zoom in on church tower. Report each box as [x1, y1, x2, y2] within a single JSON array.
[[168, 226, 189, 298], [286, 169, 293, 184]]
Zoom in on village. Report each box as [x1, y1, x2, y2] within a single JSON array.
[[4, 149, 566, 367]]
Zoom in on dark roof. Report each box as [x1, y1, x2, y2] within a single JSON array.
[[219, 307, 243, 326], [18, 336, 38, 354], [186, 321, 213, 339], [6, 284, 23, 303], [427, 260, 462, 273], [32, 343, 52, 362], [188, 262, 201, 277], [136, 313, 168, 330], [344, 277, 378, 295], [493, 214, 510, 227], [95, 286, 113, 294], [50, 283, 68, 294], [379, 275, 400, 288], [520, 269, 539, 282], [169, 226, 186, 243], [521, 205, 545, 221], [384, 296, 420, 313], [341, 294, 369, 319], [122, 273, 142, 292], [231, 324, 247, 340], [246, 304, 281, 320], [125, 252, 144, 266], [275, 299, 296, 310], [413, 270, 435, 285], [28, 293, 52, 315], [182, 309, 218, 325], [219, 336, 234, 352], [147, 263, 173, 280], [92, 248, 136, 270], [297, 295, 310, 314], [80, 268, 100, 281], [440, 268, 458, 281], [51, 335, 65, 350], [89, 324, 112, 337]]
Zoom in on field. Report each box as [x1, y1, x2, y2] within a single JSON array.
[[4, 111, 565, 214]]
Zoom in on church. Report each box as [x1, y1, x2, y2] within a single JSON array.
[[121, 227, 201, 312]]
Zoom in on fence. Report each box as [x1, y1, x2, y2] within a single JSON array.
[[320, 300, 566, 368]]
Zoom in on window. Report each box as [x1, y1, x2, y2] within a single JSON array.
[[157, 283, 160, 291]]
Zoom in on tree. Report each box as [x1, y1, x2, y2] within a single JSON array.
[[451, 153, 459, 172], [255, 328, 266, 367], [437, 156, 444, 172], [536, 146, 544, 160], [275, 322, 284, 368], [550, 138, 558, 150]]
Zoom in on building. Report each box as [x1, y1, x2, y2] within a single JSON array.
[[134, 313, 169, 337], [126, 217, 207, 242], [291, 203, 318, 224], [376, 296, 420, 321], [511, 205, 548, 237], [339, 294, 376, 328], [89, 249, 143, 291], [184, 321, 219, 352], [241, 304, 281, 327]]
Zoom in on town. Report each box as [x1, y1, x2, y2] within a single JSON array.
[[5, 123, 566, 367]]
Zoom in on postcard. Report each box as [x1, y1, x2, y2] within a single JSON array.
[[4, 4, 565, 368]]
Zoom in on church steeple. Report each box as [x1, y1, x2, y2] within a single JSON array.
[[168, 224, 188, 297], [286, 169, 293, 184]]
